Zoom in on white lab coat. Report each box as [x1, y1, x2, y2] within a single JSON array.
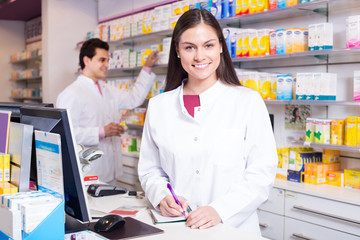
[[57, 69, 155, 183], [138, 80, 277, 235]]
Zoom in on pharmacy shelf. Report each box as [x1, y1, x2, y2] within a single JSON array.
[[100, 0, 333, 48], [10, 56, 42, 64], [292, 140, 360, 153], [126, 124, 144, 130], [11, 96, 42, 101], [106, 64, 168, 77], [274, 179, 360, 206], [232, 48, 360, 64], [264, 100, 360, 106], [108, 29, 173, 47], [122, 152, 140, 158], [219, 0, 330, 26], [10, 76, 42, 82]]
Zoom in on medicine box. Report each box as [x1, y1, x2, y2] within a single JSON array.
[[326, 170, 344, 187], [344, 168, 360, 189]]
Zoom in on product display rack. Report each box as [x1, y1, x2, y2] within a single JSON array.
[[9, 53, 42, 102]]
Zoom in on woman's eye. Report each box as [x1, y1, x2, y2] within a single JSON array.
[[185, 46, 194, 50], [205, 44, 214, 48]]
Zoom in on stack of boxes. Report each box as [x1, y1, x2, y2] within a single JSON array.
[[305, 116, 360, 148], [0, 154, 17, 194]]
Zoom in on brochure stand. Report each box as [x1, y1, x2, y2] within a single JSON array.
[[0, 131, 65, 240]]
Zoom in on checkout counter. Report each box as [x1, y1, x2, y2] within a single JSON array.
[[82, 193, 269, 240]]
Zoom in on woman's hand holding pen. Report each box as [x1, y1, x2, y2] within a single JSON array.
[[159, 196, 189, 217], [185, 206, 221, 230]]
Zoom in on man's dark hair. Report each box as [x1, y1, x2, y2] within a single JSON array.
[[79, 38, 109, 70]]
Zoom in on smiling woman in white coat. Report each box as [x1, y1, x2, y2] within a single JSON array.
[[57, 38, 159, 184], [138, 9, 278, 236]]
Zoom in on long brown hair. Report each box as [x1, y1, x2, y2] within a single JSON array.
[[164, 9, 240, 92]]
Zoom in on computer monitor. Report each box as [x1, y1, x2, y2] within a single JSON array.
[[0, 102, 53, 123], [0, 102, 54, 183], [20, 106, 91, 229]]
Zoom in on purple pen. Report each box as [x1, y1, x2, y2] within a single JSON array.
[[167, 183, 186, 216]]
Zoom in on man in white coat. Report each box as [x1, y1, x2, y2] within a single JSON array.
[[56, 38, 159, 184]]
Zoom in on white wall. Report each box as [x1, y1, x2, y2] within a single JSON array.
[[0, 20, 25, 102], [42, 0, 98, 104], [98, 0, 168, 21]]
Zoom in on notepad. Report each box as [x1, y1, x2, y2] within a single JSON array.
[[150, 209, 186, 224]]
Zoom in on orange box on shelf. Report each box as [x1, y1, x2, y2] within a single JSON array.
[[331, 119, 344, 145], [326, 170, 344, 187]]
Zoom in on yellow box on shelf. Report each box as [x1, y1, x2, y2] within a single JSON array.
[[345, 116, 357, 146], [0, 182, 18, 194], [344, 168, 360, 189]]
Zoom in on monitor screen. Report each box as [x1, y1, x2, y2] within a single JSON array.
[[20, 106, 91, 224], [0, 102, 53, 123]]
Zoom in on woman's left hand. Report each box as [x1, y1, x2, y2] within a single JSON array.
[[185, 206, 221, 229]]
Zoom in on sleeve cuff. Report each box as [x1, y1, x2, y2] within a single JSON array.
[[142, 66, 152, 74], [99, 126, 105, 140]]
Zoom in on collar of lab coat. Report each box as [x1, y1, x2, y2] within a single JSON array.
[[179, 79, 223, 119], [78, 74, 104, 98]]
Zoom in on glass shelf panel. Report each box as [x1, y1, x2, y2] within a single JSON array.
[[10, 56, 42, 64], [265, 100, 360, 106], [232, 48, 360, 63], [10, 76, 42, 82], [107, 64, 168, 78], [292, 140, 360, 153]]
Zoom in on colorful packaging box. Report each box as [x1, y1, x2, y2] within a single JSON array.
[[242, 29, 250, 56], [236, 0, 242, 15], [345, 116, 357, 146], [276, 29, 286, 54], [322, 149, 340, 163], [211, 0, 222, 19], [305, 118, 316, 142], [346, 15, 360, 48], [259, 73, 271, 99], [277, 0, 286, 8], [241, 0, 249, 14], [269, 0, 277, 10], [270, 74, 277, 99], [344, 168, 360, 189], [276, 74, 293, 100], [223, 28, 242, 58], [249, 0, 257, 14], [0, 154, 3, 182], [326, 170, 344, 187], [287, 0, 299, 6], [257, 0, 269, 12], [249, 29, 258, 56], [317, 23, 333, 50], [308, 24, 316, 51], [331, 119, 344, 145], [257, 29, 272, 56], [354, 71, 360, 101], [314, 119, 331, 144], [269, 30, 277, 55]]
